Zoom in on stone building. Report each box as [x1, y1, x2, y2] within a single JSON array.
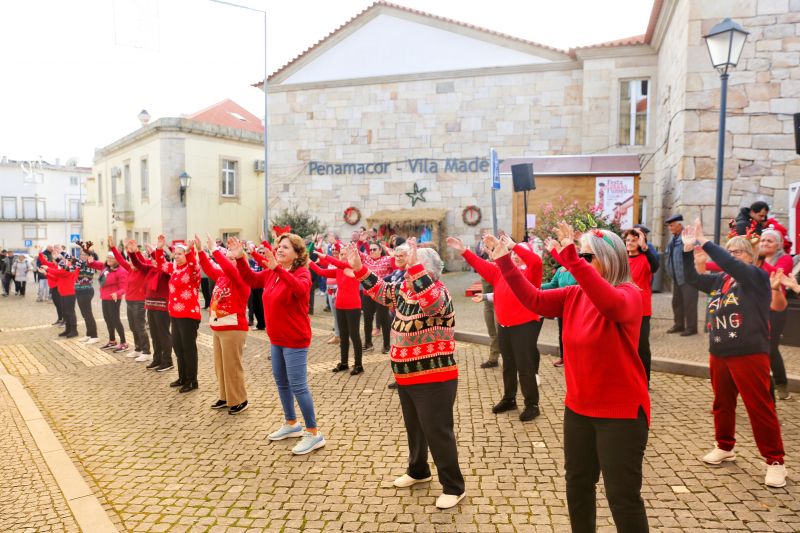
[[261, 0, 800, 266], [83, 100, 266, 248]]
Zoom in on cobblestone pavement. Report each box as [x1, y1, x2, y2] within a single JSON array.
[[0, 287, 798, 532]]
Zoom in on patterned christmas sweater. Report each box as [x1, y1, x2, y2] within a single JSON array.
[[198, 249, 250, 331], [357, 262, 457, 386], [156, 248, 201, 320]]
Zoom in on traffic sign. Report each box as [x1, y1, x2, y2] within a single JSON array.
[[70, 234, 81, 243], [490, 148, 500, 190]]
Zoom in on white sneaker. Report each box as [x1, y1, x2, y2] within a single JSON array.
[[393, 474, 432, 488], [702, 446, 736, 465], [79, 336, 90, 342], [267, 422, 303, 441], [765, 462, 787, 488], [134, 353, 152, 362], [125, 351, 138, 358], [85, 337, 99, 345], [435, 492, 466, 509]]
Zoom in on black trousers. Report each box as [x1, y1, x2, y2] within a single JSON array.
[[498, 319, 543, 407], [308, 279, 315, 315], [2, 274, 12, 295], [76, 289, 97, 338], [336, 308, 362, 366], [171, 317, 199, 384], [201, 278, 212, 309], [564, 406, 649, 533], [126, 301, 150, 353], [362, 294, 391, 349], [51, 288, 63, 321], [101, 299, 125, 343], [148, 308, 172, 366], [14, 280, 26, 295], [769, 310, 788, 386], [557, 317, 564, 359], [61, 294, 78, 335], [638, 316, 651, 384], [398, 380, 465, 495], [249, 289, 265, 329], [671, 283, 698, 332]]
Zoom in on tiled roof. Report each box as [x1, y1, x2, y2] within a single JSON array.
[[187, 99, 263, 134], [573, 34, 647, 51]]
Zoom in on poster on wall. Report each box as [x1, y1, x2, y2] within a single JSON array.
[[595, 177, 635, 228]]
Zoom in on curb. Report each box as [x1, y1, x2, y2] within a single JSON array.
[[454, 330, 800, 392], [0, 363, 119, 533]]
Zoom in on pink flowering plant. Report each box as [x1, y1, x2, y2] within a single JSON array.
[[533, 198, 621, 280]]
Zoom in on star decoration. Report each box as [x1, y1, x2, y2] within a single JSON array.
[[729, 332, 737, 338], [406, 183, 428, 206], [713, 336, 721, 343]]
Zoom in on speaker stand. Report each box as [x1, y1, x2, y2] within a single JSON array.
[[523, 190, 529, 239]]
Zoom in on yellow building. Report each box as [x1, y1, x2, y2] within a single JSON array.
[[83, 100, 265, 248]]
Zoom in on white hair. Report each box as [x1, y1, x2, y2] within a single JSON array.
[[416, 248, 444, 281], [580, 230, 631, 286]]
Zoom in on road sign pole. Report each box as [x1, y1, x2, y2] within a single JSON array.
[[490, 148, 499, 234]]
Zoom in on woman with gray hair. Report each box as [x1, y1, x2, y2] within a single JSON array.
[[492, 222, 650, 532], [345, 238, 466, 510]]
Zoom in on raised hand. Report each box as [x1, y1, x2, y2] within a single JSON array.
[[406, 237, 418, 266], [489, 238, 510, 261], [470, 292, 484, 303], [107, 235, 114, 247], [554, 221, 575, 249], [446, 236, 466, 254], [228, 237, 244, 258], [157, 234, 166, 249], [777, 270, 800, 293], [693, 219, 708, 246], [499, 235, 516, 250], [345, 243, 362, 271], [544, 237, 562, 255], [681, 224, 697, 253], [770, 270, 783, 290], [482, 234, 499, 252], [635, 228, 647, 251], [145, 243, 154, 255], [126, 239, 138, 254], [261, 248, 278, 270]]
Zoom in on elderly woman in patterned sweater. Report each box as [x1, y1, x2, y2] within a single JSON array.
[[345, 238, 466, 510], [196, 234, 251, 415], [155, 235, 201, 393], [130, 242, 173, 372], [86, 248, 128, 350], [358, 239, 396, 354]]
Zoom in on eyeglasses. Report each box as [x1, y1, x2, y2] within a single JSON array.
[[728, 249, 751, 257], [370, 248, 380, 252], [578, 252, 595, 262]]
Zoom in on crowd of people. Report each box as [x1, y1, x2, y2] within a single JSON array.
[[2, 198, 799, 527]]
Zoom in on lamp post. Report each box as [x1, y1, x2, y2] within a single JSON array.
[[704, 18, 748, 243], [209, 0, 269, 237], [179, 171, 191, 205]]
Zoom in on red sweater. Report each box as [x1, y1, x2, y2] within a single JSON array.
[[463, 244, 542, 326], [88, 260, 128, 301], [498, 244, 650, 422], [628, 253, 652, 317], [39, 253, 78, 296], [111, 247, 147, 301], [198, 249, 250, 331], [157, 248, 201, 320], [311, 255, 361, 309], [130, 251, 170, 310], [236, 257, 312, 348]]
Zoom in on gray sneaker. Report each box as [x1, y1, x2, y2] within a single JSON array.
[[268, 423, 303, 441], [291, 432, 326, 455]]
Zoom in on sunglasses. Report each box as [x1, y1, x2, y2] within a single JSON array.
[[578, 252, 595, 262]]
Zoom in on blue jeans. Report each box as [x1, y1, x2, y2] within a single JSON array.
[[270, 345, 317, 429]]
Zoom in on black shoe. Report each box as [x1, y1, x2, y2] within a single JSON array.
[[146, 361, 160, 370], [679, 330, 698, 337], [332, 363, 349, 372], [229, 401, 249, 414], [169, 379, 183, 387], [492, 399, 517, 414], [58, 331, 68, 337], [323, 307, 331, 313], [364, 344, 374, 352], [157, 363, 174, 372], [387, 381, 398, 390], [520, 405, 541, 422], [51, 320, 61, 325], [480, 360, 499, 369], [211, 399, 227, 410], [666, 326, 684, 334], [382, 346, 390, 354], [350, 365, 364, 376], [179, 382, 198, 393], [66, 332, 78, 338]]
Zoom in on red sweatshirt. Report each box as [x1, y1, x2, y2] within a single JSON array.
[[236, 257, 312, 348], [498, 244, 650, 422], [627, 253, 652, 317], [198, 249, 250, 331], [130, 251, 170, 311], [311, 255, 361, 310], [462, 243, 542, 326], [39, 253, 78, 296], [157, 248, 201, 320], [110, 247, 147, 302], [88, 260, 128, 301]]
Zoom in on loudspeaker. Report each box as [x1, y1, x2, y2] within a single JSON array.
[[794, 113, 800, 155], [511, 163, 535, 192]]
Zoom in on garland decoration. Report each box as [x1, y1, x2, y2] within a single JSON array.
[[462, 205, 482, 226], [343, 206, 361, 226]]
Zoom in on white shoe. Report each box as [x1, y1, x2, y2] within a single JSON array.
[[765, 462, 787, 488], [702, 446, 736, 465], [125, 351, 139, 358], [435, 492, 466, 509], [85, 337, 99, 345], [79, 336, 90, 342], [134, 353, 153, 362], [393, 474, 432, 488], [267, 422, 304, 441]]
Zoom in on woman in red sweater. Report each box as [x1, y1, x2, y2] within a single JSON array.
[[196, 235, 251, 414], [131, 244, 173, 372], [38, 251, 80, 339], [156, 235, 201, 393], [623, 228, 660, 385], [494, 223, 649, 532], [310, 249, 364, 375], [86, 250, 128, 350], [759, 229, 793, 400], [110, 240, 151, 357], [449, 233, 544, 422]]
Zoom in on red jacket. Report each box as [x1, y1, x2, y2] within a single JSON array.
[[462, 243, 543, 326], [129, 251, 170, 310], [198, 249, 250, 331], [111, 247, 147, 302], [236, 256, 312, 348], [311, 255, 361, 309], [156, 248, 201, 320], [39, 253, 78, 296], [498, 244, 650, 423], [87, 260, 128, 301], [628, 253, 653, 317]]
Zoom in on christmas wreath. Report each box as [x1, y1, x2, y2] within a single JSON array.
[[462, 205, 482, 226], [343, 206, 361, 226]]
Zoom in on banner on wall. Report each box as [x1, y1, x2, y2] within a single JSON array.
[[595, 177, 635, 228]]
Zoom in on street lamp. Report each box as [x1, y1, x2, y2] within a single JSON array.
[[179, 171, 191, 205], [704, 18, 748, 243]]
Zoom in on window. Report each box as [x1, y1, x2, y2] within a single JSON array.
[[97, 172, 103, 205], [134, 231, 140, 242], [69, 199, 81, 220], [36, 198, 46, 219], [619, 79, 649, 146], [142, 231, 150, 244], [140, 157, 149, 201], [123, 163, 131, 196], [221, 160, 237, 197], [113, 229, 118, 246], [2, 197, 16, 219], [22, 198, 36, 219], [222, 231, 239, 242], [70, 176, 79, 186], [126, 230, 133, 240], [38, 225, 47, 239], [23, 225, 46, 239]]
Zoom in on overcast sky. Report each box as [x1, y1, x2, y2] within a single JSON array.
[[0, 0, 654, 167]]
